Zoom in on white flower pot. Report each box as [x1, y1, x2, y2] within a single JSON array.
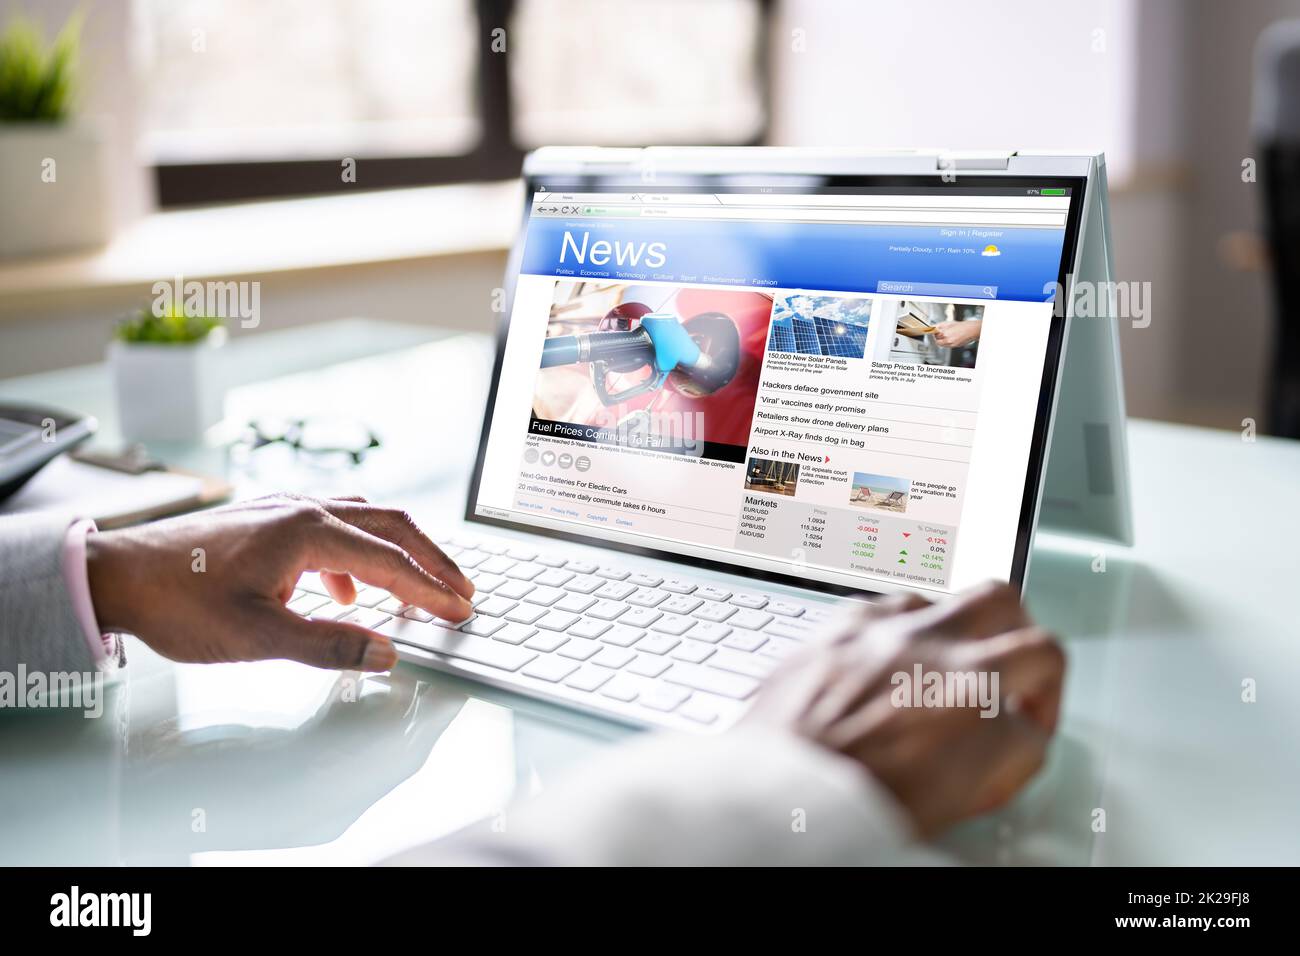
[[0, 118, 112, 259], [108, 328, 228, 443]]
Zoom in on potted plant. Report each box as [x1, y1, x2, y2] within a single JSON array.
[[0, 11, 111, 258], [109, 307, 229, 442]]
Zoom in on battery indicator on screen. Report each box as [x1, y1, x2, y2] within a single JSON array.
[[1040, 188, 1068, 196]]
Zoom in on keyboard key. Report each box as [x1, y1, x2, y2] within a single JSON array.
[[492, 622, 537, 645], [565, 560, 598, 574], [670, 640, 716, 663], [534, 568, 575, 588], [401, 606, 435, 623], [591, 646, 635, 669], [555, 592, 598, 614], [478, 556, 516, 575], [310, 601, 356, 621], [628, 572, 664, 588], [524, 632, 568, 653], [536, 553, 570, 568], [477, 541, 508, 555], [297, 572, 330, 596], [506, 546, 538, 561], [569, 618, 612, 639], [802, 606, 837, 624], [627, 654, 672, 678], [562, 574, 603, 594], [472, 573, 506, 593], [587, 600, 629, 621], [600, 625, 645, 648], [722, 631, 768, 653], [757, 636, 802, 659], [557, 638, 602, 661], [470, 591, 493, 607], [494, 579, 536, 600], [729, 609, 774, 631], [287, 593, 330, 616], [765, 619, 819, 641], [619, 606, 663, 628], [660, 594, 703, 615], [378, 596, 407, 615], [341, 607, 391, 630], [649, 613, 695, 636], [523, 585, 564, 607], [462, 616, 505, 637], [377, 619, 535, 671], [452, 549, 490, 569], [595, 581, 636, 601], [661, 578, 697, 594], [596, 566, 630, 580], [662, 662, 760, 700], [635, 633, 681, 655], [640, 685, 690, 712], [354, 586, 389, 608], [708, 647, 777, 679], [565, 667, 614, 692], [522, 656, 579, 683], [685, 620, 731, 643], [697, 586, 732, 602], [692, 601, 736, 623], [729, 592, 768, 609], [626, 587, 669, 608], [475, 596, 517, 618], [536, 610, 580, 631], [505, 603, 548, 625], [505, 562, 545, 581], [768, 601, 806, 617], [679, 701, 720, 725], [599, 676, 640, 702]]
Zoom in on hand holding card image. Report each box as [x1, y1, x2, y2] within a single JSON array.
[[880, 300, 984, 369]]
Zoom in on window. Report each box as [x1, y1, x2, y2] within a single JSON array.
[[141, 0, 773, 206]]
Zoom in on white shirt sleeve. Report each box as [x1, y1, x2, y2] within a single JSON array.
[[386, 728, 914, 866]]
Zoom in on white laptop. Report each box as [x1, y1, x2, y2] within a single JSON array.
[[302, 148, 1127, 732]]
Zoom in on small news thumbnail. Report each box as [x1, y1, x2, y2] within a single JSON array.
[[744, 456, 800, 497], [766, 293, 872, 359], [531, 281, 774, 461], [878, 300, 984, 369], [849, 471, 911, 513]]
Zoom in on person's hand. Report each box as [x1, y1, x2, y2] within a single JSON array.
[[932, 319, 982, 348], [86, 494, 474, 672], [743, 583, 1064, 837]]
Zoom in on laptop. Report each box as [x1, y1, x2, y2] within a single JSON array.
[[338, 148, 1124, 731]]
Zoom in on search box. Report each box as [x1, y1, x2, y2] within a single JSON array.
[[876, 281, 998, 299]]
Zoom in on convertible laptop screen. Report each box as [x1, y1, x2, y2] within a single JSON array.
[[471, 181, 1082, 595]]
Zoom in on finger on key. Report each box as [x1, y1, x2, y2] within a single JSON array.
[[322, 498, 474, 600], [304, 513, 472, 621]]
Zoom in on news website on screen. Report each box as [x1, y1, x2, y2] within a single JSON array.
[[474, 185, 1074, 594]]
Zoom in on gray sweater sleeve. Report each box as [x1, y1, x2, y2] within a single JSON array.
[[0, 513, 100, 675]]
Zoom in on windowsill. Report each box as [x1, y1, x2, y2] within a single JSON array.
[[0, 180, 520, 314]]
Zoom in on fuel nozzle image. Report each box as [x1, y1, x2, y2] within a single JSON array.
[[540, 303, 741, 405], [531, 281, 772, 460]]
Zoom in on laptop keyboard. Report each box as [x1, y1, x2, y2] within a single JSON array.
[[288, 531, 844, 731]]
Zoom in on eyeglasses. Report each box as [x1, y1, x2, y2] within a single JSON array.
[[232, 417, 381, 467]]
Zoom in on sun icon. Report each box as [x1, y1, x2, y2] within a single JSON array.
[[981, 244, 1001, 257]]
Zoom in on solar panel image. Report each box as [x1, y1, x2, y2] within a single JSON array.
[[766, 293, 872, 358]]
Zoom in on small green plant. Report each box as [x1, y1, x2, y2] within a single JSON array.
[[115, 305, 223, 345], [0, 11, 82, 122]]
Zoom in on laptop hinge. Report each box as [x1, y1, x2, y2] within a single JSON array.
[[938, 151, 1017, 171]]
